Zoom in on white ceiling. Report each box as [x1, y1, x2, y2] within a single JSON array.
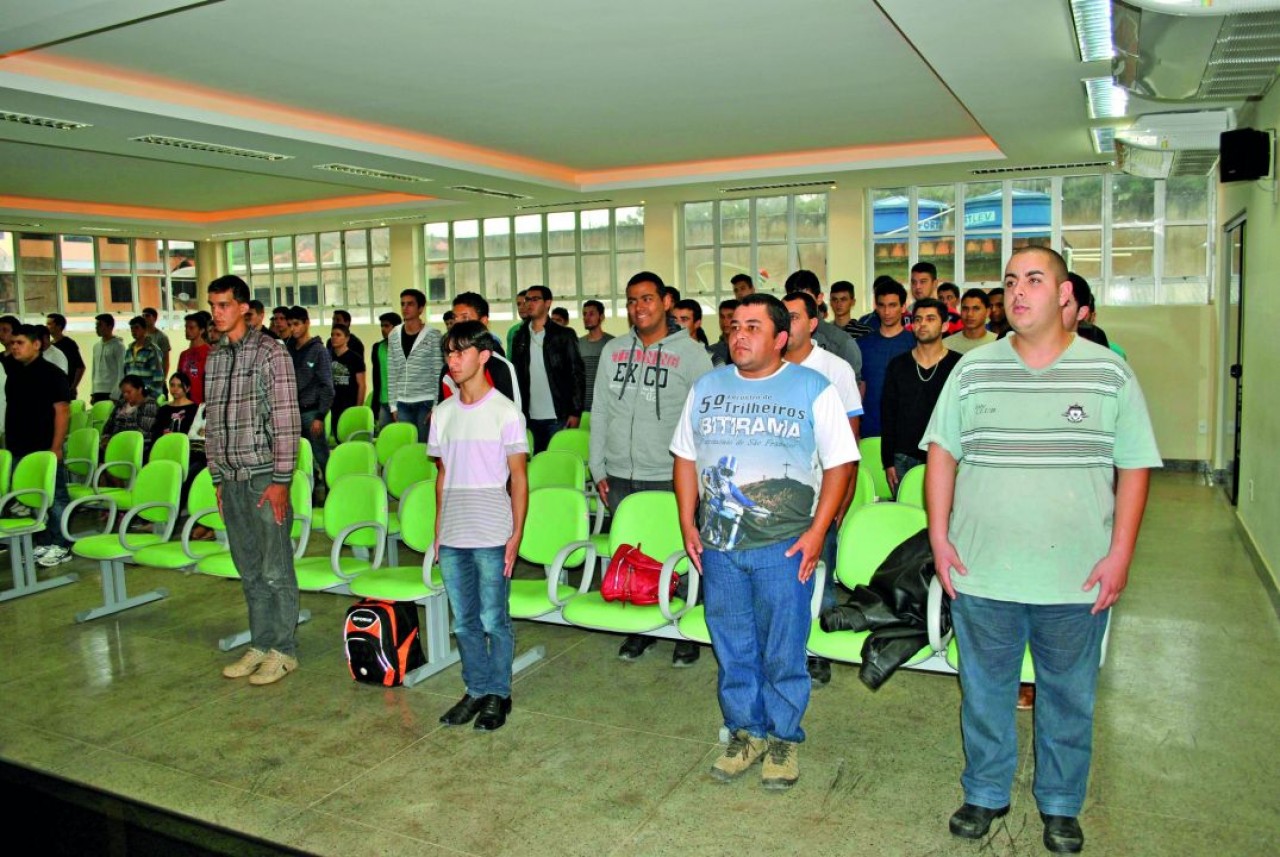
[[0, 0, 1123, 239]]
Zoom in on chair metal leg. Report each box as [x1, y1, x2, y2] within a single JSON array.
[[402, 593, 460, 687], [0, 534, 78, 603], [74, 559, 167, 622], [512, 644, 546, 675], [218, 608, 311, 652]]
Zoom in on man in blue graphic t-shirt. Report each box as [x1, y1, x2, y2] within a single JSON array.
[[670, 293, 857, 791]]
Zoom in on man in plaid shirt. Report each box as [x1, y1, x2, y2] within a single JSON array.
[[204, 275, 303, 686]]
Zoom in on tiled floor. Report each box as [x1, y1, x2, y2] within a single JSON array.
[[1, 472, 1276, 856]]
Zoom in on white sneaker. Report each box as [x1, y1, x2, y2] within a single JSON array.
[[37, 546, 72, 567]]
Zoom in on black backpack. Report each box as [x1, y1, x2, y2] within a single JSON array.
[[343, 599, 426, 686]]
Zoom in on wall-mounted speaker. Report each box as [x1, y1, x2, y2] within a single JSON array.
[[1219, 128, 1272, 183]]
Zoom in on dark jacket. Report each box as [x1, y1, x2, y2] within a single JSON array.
[[512, 320, 585, 421], [289, 336, 333, 416], [370, 339, 386, 411]]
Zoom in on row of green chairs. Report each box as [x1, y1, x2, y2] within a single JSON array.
[[856, 435, 925, 507], [0, 451, 80, 603]]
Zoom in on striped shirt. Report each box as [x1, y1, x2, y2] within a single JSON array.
[[428, 388, 527, 548]]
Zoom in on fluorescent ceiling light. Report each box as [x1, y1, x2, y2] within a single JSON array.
[[1069, 0, 1114, 62], [1091, 127, 1116, 154], [1084, 78, 1127, 119]]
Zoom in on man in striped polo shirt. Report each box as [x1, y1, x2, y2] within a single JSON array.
[[923, 247, 1161, 853]]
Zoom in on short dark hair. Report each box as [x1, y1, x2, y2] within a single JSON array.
[[128, 315, 147, 329], [333, 309, 352, 324], [378, 311, 402, 326], [729, 273, 753, 287], [331, 323, 350, 337], [13, 323, 44, 342], [248, 299, 265, 314], [663, 285, 681, 304], [184, 312, 208, 330], [627, 271, 665, 291], [443, 320, 493, 354], [169, 371, 192, 393], [1067, 272, 1096, 311], [784, 269, 821, 298], [273, 305, 289, 317], [526, 284, 553, 302], [550, 307, 570, 323], [0, 315, 21, 331], [674, 299, 703, 321], [208, 275, 251, 304], [829, 280, 855, 297], [937, 282, 960, 300], [120, 374, 146, 392], [961, 288, 991, 307], [94, 313, 115, 327], [987, 287, 1003, 299], [142, 307, 159, 319], [873, 279, 908, 304], [46, 313, 67, 331], [582, 299, 605, 315], [452, 292, 489, 319], [441, 310, 455, 322], [910, 262, 937, 278], [400, 288, 427, 309], [516, 289, 528, 298], [912, 297, 949, 321], [285, 305, 310, 322], [738, 293, 790, 341], [783, 291, 818, 320], [718, 298, 740, 312]]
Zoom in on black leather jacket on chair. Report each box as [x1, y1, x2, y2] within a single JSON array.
[[511, 320, 585, 421]]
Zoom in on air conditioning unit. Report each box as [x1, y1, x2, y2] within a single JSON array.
[[1115, 109, 1236, 151]]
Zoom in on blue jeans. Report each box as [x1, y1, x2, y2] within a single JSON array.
[[439, 545, 514, 698], [951, 594, 1109, 816], [702, 539, 814, 743], [819, 521, 839, 614], [37, 460, 71, 549], [395, 400, 433, 443], [220, 473, 299, 656], [300, 408, 330, 487], [527, 418, 563, 454], [377, 404, 393, 431]]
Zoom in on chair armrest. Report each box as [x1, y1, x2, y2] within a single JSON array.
[[658, 550, 693, 620], [291, 513, 313, 560], [810, 560, 826, 620], [92, 460, 138, 490], [548, 540, 595, 606], [119, 502, 179, 551], [61, 494, 119, 543], [65, 457, 95, 481], [926, 575, 951, 653], [179, 506, 217, 560], [0, 488, 51, 530], [347, 429, 373, 443], [420, 542, 444, 594], [331, 521, 387, 579]]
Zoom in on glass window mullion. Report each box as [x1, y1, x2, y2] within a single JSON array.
[[1001, 180, 1013, 261], [1153, 179, 1167, 303], [908, 188, 919, 263], [952, 182, 966, 284], [1101, 176, 1113, 304]]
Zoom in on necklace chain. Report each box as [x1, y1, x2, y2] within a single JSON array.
[[914, 348, 942, 383]]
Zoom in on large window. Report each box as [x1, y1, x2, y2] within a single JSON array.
[[0, 231, 198, 326], [870, 176, 1212, 305], [423, 207, 644, 321], [225, 228, 388, 320], [680, 194, 828, 304]]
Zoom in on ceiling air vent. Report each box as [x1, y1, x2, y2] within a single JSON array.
[[209, 229, 271, 238], [718, 180, 836, 193], [0, 110, 91, 130], [131, 136, 292, 161], [515, 199, 614, 211], [449, 185, 531, 200], [343, 214, 428, 227], [315, 164, 432, 182], [970, 161, 1114, 175]]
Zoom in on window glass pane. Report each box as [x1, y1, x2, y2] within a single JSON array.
[[795, 194, 828, 241], [872, 188, 909, 242], [344, 230, 369, 266], [1165, 224, 1208, 280], [137, 240, 165, 276], [228, 241, 248, 274], [104, 276, 133, 313], [23, 274, 58, 316], [721, 246, 751, 292], [1062, 229, 1102, 282], [425, 223, 450, 261], [323, 269, 345, 307], [485, 259, 513, 302], [962, 182, 1002, 233], [346, 266, 371, 308], [516, 256, 543, 290], [581, 254, 611, 298], [684, 202, 714, 246], [797, 243, 827, 284], [370, 267, 391, 315], [252, 282, 273, 307], [137, 276, 163, 311], [1164, 280, 1209, 304], [962, 235, 1004, 284], [0, 273, 14, 314], [369, 228, 390, 265], [426, 261, 448, 305], [249, 238, 270, 275], [721, 198, 751, 244], [757, 244, 788, 289], [453, 261, 481, 297], [20, 234, 56, 273], [514, 215, 543, 255], [1112, 175, 1155, 224], [547, 212, 576, 254], [1166, 176, 1208, 221], [547, 254, 578, 296], [271, 236, 294, 270], [581, 210, 610, 253], [1112, 226, 1155, 277], [64, 274, 95, 307], [1062, 175, 1102, 227], [756, 196, 788, 242], [917, 186, 954, 235], [616, 251, 643, 300], [917, 238, 954, 282], [295, 234, 317, 267], [684, 247, 715, 296], [57, 235, 93, 272], [483, 218, 511, 258], [1108, 282, 1155, 306], [96, 237, 129, 273], [616, 207, 644, 251], [320, 232, 343, 267], [0, 232, 13, 272], [298, 270, 320, 308], [873, 240, 909, 285], [275, 271, 297, 306]]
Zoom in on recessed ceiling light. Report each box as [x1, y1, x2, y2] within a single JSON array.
[[314, 163, 433, 183], [131, 135, 292, 161], [1091, 127, 1117, 154], [1084, 78, 1127, 119], [1069, 0, 1114, 62], [0, 110, 92, 131]]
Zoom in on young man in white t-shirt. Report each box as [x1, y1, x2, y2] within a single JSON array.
[[429, 321, 529, 733]]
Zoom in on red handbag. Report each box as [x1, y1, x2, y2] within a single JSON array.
[[601, 543, 677, 606]]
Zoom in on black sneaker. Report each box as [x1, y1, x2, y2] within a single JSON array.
[[671, 641, 700, 668], [807, 656, 832, 686], [617, 635, 657, 661]]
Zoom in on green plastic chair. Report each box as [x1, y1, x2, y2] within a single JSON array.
[[528, 450, 584, 492], [375, 421, 418, 471], [547, 427, 590, 463], [69, 399, 87, 415], [69, 430, 144, 502], [132, 468, 228, 570], [296, 436, 314, 487], [384, 443, 436, 563], [64, 459, 182, 622], [850, 462, 876, 511], [312, 440, 378, 530], [806, 502, 933, 666], [149, 431, 190, 480], [336, 405, 375, 443], [510, 487, 591, 620], [87, 399, 114, 433], [578, 411, 591, 432], [64, 427, 100, 486], [895, 463, 926, 507], [560, 490, 688, 636], [0, 452, 78, 602], [858, 436, 893, 501], [293, 472, 387, 593], [0, 450, 11, 497], [69, 410, 90, 433]]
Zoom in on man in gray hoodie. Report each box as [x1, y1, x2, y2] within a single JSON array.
[[590, 271, 714, 666]]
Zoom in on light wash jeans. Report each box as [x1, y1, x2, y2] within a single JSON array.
[[221, 473, 299, 656], [439, 545, 514, 699]]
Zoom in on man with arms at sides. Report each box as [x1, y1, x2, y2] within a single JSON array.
[[781, 291, 863, 687], [328, 324, 366, 443], [123, 315, 166, 400], [880, 298, 961, 495], [783, 270, 863, 393], [506, 289, 530, 355], [206, 275, 302, 686], [944, 289, 998, 355], [923, 247, 1161, 853], [707, 298, 737, 367], [672, 294, 855, 791], [327, 309, 365, 357], [512, 284, 584, 453], [905, 261, 939, 328], [987, 287, 1011, 338], [578, 299, 614, 412], [430, 321, 529, 733], [730, 273, 755, 301], [37, 326, 69, 377], [141, 306, 171, 376], [828, 280, 872, 340], [286, 306, 333, 494], [370, 311, 400, 430], [90, 313, 126, 404], [442, 293, 520, 412], [857, 278, 916, 438], [590, 272, 713, 666], [386, 288, 443, 443], [46, 314, 85, 398], [176, 312, 211, 403]]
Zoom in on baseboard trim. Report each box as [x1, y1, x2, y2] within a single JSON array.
[[1236, 514, 1280, 621]]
